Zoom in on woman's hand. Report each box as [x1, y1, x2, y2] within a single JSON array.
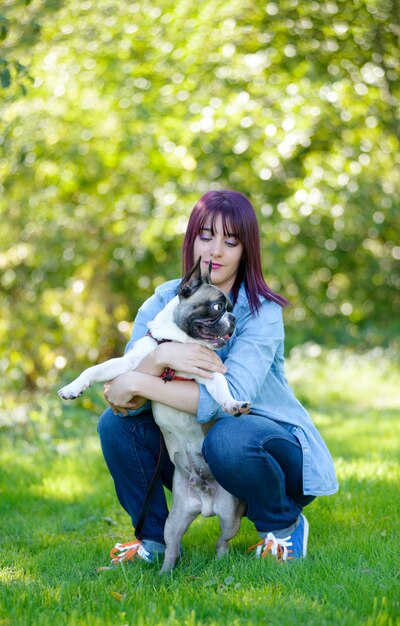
[[156, 342, 227, 379], [104, 372, 147, 415], [103, 342, 227, 414]]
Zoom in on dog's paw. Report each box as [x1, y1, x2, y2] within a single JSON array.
[[57, 381, 86, 400], [222, 400, 251, 416]]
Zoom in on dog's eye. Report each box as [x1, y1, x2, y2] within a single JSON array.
[[212, 303, 223, 313]]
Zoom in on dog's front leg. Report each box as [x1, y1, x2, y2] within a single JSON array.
[[195, 372, 251, 416], [58, 336, 156, 399]]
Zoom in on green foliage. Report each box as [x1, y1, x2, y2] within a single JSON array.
[[0, 349, 399, 625], [0, 0, 399, 391], [0, 3, 35, 95]]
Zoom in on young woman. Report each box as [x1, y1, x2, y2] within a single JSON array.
[[98, 190, 338, 564]]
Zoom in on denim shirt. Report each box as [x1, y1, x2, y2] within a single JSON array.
[[125, 279, 339, 497]]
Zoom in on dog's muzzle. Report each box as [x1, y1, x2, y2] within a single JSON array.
[[190, 313, 235, 348]]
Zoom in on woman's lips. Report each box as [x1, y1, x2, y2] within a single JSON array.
[[204, 261, 223, 269]]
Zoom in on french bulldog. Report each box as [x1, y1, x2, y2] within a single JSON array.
[[58, 256, 250, 573]]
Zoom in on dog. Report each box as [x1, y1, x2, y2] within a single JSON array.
[[58, 257, 250, 573]]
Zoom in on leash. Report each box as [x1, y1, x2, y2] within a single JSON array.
[[135, 430, 165, 539], [134, 332, 192, 538]]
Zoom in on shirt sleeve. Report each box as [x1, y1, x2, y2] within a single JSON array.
[[119, 291, 167, 417], [196, 300, 284, 423], [124, 292, 165, 353]]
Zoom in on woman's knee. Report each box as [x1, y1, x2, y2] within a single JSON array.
[[97, 407, 146, 450], [98, 407, 164, 462], [202, 418, 243, 470], [98, 407, 116, 439], [202, 415, 297, 472]]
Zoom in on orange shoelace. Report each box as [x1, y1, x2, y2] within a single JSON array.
[[247, 532, 294, 561], [110, 540, 149, 564]]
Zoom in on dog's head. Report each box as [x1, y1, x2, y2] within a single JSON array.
[[173, 257, 235, 349]]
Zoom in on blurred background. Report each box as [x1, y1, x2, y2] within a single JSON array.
[[1, 0, 399, 399]]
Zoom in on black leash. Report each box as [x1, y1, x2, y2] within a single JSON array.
[[135, 431, 165, 539]]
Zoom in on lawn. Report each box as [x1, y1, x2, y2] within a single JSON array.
[[0, 346, 399, 626]]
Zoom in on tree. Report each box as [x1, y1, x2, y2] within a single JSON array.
[[1, 0, 399, 392]]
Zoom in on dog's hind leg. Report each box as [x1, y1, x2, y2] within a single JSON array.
[[214, 488, 245, 559], [159, 472, 199, 575]]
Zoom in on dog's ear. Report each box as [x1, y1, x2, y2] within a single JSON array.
[[178, 256, 205, 299], [206, 260, 213, 284]]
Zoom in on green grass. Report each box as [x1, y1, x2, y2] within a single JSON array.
[[1, 346, 399, 625]]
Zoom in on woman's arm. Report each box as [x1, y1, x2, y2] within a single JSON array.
[[104, 341, 227, 414], [104, 371, 200, 415], [196, 300, 285, 423], [105, 280, 226, 414], [135, 341, 227, 378]]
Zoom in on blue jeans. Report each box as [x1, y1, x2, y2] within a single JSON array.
[[98, 407, 315, 543]]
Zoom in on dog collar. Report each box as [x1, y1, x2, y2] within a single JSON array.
[[147, 332, 192, 383], [146, 330, 172, 345]]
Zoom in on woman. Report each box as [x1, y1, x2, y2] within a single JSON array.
[[98, 190, 338, 564]]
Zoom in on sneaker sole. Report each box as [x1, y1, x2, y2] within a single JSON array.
[[301, 514, 309, 557]]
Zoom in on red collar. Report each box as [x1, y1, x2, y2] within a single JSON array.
[[147, 332, 192, 383]]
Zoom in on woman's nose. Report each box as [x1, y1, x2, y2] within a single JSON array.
[[210, 238, 223, 257]]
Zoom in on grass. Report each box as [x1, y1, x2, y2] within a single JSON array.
[[0, 346, 399, 625]]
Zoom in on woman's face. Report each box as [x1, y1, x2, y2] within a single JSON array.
[[193, 213, 244, 294]]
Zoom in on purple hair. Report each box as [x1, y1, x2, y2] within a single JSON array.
[[182, 190, 289, 312]]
